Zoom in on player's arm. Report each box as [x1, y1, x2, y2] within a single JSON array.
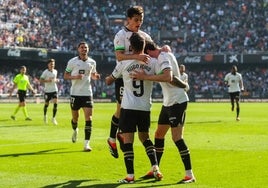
[[64, 71, 83, 80], [239, 77, 244, 91], [9, 83, 17, 97], [27, 81, 36, 95], [170, 75, 188, 88], [105, 74, 116, 85], [40, 76, 51, 83], [130, 68, 172, 82], [224, 75, 230, 87], [115, 50, 150, 64], [91, 72, 101, 80]]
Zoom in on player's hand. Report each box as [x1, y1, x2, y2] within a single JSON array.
[[137, 54, 150, 64], [95, 73, 101, 80], [130, 69, 146, 80], [105, 75, 114, 85]]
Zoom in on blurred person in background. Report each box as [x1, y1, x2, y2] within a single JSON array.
[[40, 59, 59, 125], [224, 65, 244, 121], [9, 66, 36, 121]]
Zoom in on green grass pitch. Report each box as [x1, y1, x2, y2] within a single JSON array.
[[0, 102, 267, 188]]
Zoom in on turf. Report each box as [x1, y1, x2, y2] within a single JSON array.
[[0, 102, 267, 188]]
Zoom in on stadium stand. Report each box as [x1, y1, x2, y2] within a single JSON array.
[[0, 0, 268, 101]]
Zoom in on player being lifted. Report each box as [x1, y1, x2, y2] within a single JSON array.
[[107, 5, 170, 159], [107, 5, 152, 158]]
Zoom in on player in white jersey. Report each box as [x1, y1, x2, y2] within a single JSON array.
[[131, 40, 196, 184], [40, 59, 59, 125], [106, 33, 163, 184], [64, 41, 100, 152], [179, 64, 189, 90], [179, 64, 188, 83], [224, 65, 244, 121], [107, 6, 152, 159]]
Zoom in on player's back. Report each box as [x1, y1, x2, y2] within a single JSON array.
[[115, 59, 155, 111]]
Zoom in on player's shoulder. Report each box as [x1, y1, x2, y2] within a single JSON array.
[[87, 57, 97, 64], [115, 27, 128, 37], [138, 30, 151, 40], [68, 56, 79, 63]]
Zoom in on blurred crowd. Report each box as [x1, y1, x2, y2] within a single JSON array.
[[1, 0, 268, 100], [0, 0, 267, 54], [1, 66, 268, 100]]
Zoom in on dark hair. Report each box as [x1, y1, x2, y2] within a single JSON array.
[[127, 6, 144, 18], [231, 65, 237, 75], [144, 40, 157, 54], [77, 41, 89, 49], [129, 33, 145, 53], [48, 58, 55, 63]]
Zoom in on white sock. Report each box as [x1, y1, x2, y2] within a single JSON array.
[[186, 169, 194, 177]]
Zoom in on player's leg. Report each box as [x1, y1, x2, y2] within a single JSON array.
[[230, 93, 235, 111], [138, 111, 162, 181], [107, 102, 120, 158], [154, 125, 169, 166], [11, 91, 25, 120], [43, 93, 49, 124], [118, 109, 135, 183], [171, 103, 195, 184], [82, 106, 93, 151], [51, 94, 58, 125], [235, 92, 240, 121], [108, 78, 123, 158], [19, 91, 31, 120], [70, 96, 79, 143], [154, 106, 170, 166]]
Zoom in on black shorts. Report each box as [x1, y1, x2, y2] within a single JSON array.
[[158, 102, 187, 127], [115, 78, 124, 104], [70, 96, 93, 110], [119, 108, 150, 133], [44, 92, 58, 103], [18, 90, 27, 102], [229, 91, 240, 101]]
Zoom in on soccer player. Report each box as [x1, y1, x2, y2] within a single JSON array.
[[107, 5, 152, 159], [105, 33, 163, 183], [9, 66, 36, 121], [40, 59, 59, 125], [131, 40, 196, 184], [64, 41, 101, 152], [179, 64, 188, 83], [224, 65, 244, 121]]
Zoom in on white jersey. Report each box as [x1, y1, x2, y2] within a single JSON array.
[[40, 69, 58, 93], [180, 72, 188, 82], [112, 59, 156, 111], [224, 72, 243, 93], [65, 56, 97, 96], [156, 52, 189, 107], [114, 27, 152, 60]]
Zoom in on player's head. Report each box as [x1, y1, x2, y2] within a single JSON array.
[[126, 6, 144, 32], [77, 41, 90, 56], [144, 40, 159, 58], [129, 32, 145, 54], [20, 65, 27, 74], [231, 65, 237, 75], [179, 64, 186, 73], [48, 59, 55, 70]]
